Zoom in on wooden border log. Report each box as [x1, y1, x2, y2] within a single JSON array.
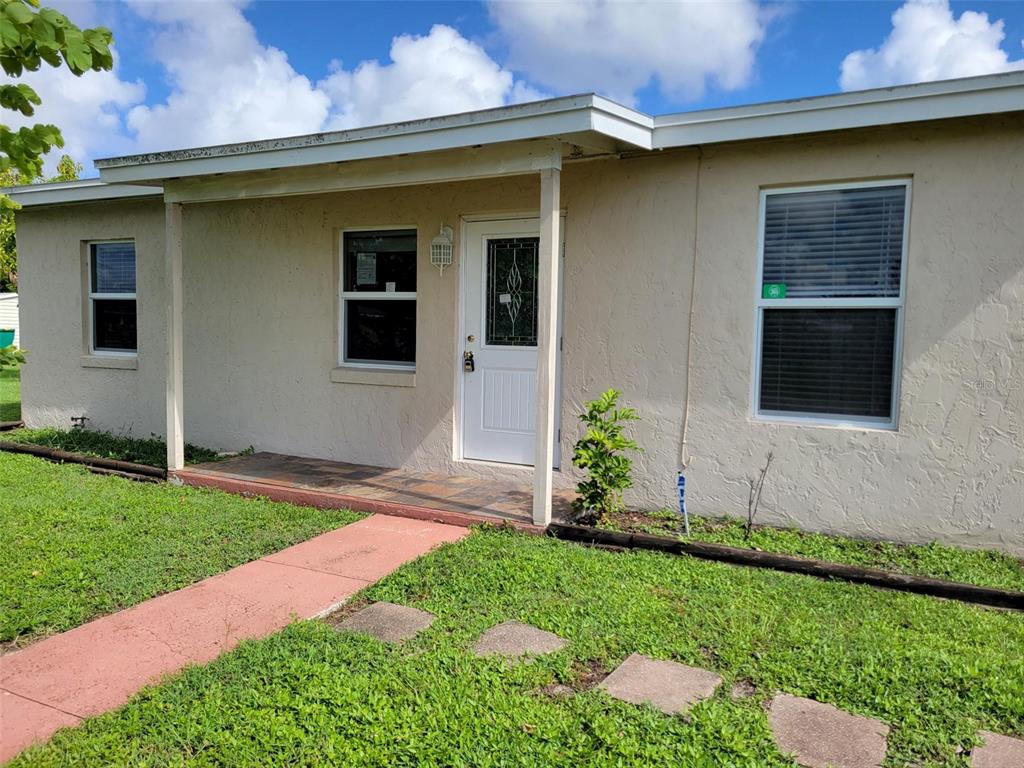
[[0, 440, 167, 479], [548, 522, 1023, 611]]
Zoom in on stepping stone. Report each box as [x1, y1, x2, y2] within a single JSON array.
[[972, 730, 1024, 768], [472, 621, 567, 658], [768, 694, 889, 768], [598, 653, 722, 715], [334, 601, 435, 643]]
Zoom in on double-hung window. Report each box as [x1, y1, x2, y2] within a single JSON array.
[[754, 181, 910, 428], [89, 241, 137, 354], [340, 229, 417, 368]]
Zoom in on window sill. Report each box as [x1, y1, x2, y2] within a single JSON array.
[[81, 354, 138, 370], [330, 366, 415, 387], [752, 412, 896, 432]]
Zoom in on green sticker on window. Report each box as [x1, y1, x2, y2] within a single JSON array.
[[762, 283, 787, 299]]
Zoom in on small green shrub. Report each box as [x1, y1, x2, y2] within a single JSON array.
[[571, 388, 640, 525], [0, 344, 25, 367]]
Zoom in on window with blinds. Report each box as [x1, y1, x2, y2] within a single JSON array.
[[755, 182, 909, 427], [89, 241, 137, 354]]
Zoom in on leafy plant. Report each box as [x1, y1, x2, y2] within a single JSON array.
[[0, 343, 25, 367], [571, 388, 641, 525], [1, 0, 113, 181], [2, 154, 81, 291]]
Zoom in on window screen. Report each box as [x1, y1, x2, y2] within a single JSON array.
[[763, 185, 905, 298], [759, 308, 896, 419], [90, 242, 137, 353], [341, 230, 416, 366], [756, 184, 908, 425]]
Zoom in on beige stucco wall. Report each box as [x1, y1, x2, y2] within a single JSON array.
[[16, 114, 1023, 553], [685, 116, 1024, 553], [177, 155, 696, 488], [17, 198, 167, 436]]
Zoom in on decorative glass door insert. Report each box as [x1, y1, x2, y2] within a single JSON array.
[[485, 236, 539, 347]]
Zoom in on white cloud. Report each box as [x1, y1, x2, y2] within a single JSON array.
[[487, 0, 770, 106], [124, 0, 330, 152], [0, 53, 145, 175], [320, 24, 542, 130], [0, 0, 144, 174], [90, 3, 538, 159], [840, 0, 1024, 91]]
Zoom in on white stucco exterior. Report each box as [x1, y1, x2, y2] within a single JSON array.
[[12, 108, 1024, 553]]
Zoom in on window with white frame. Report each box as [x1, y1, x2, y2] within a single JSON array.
[[88, 241, 137, 354], [754, 181, 909, 428], [340, 229, 417, 367]]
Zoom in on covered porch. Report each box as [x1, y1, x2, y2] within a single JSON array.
[[91, 98, 652, 526], [175, 452, 575, 531]]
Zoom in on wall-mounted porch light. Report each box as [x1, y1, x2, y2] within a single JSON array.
[[430, 224, 454, 275]]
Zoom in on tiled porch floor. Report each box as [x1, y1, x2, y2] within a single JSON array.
[[180, 452, 574, 528]]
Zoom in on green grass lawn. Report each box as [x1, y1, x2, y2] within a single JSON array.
[[3, 427, 222, 467], [14, 529, 1023, 767], [0, 453, 362, 648], [0, 365, 19, 421], [602, 510, 1024, 592]]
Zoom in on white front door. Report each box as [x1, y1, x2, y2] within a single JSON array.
[[461, 219, 560, 467]]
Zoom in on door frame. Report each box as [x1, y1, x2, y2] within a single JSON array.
[[454, 212, 565, 468]]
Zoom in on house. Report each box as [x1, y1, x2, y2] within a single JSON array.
[[5, 73, 1023, 553], [0, 293, 18, 347]]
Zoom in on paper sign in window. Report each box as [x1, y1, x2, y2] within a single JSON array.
[[356, 252, 377, 285]]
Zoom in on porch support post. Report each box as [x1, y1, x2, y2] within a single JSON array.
[[532, 166, 561, 526], [165, 202, 185, 471]]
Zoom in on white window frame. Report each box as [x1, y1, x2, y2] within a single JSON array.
[[751, 179, 911, 430], [338, 226, 417, 370], [87, 239, 138, 357]]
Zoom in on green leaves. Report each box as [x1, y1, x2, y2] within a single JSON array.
[[2, 0, 33, 26], [572, 388, 641, 524], [0, 123, 63, 179], [0, 343, 25, 367], [0, 0, 115, 176], [0, 83, 40, 116]]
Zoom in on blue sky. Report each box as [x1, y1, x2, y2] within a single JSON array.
[[243, 0, 1024, 111], [7, 1, 1024, 174]]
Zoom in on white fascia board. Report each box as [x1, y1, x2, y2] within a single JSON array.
[[653, 72, 1024, 148], [590, 101, 654, 149], [2, 179, 162, 207], [97, 96, 653, 184]]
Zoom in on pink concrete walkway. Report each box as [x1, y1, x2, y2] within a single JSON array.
[[0, 514, 467, 763]]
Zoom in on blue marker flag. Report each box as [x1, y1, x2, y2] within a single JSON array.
[[677, 473, 690, 535]]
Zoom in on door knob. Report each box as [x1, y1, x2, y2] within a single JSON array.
[[463, 351, 475, 372]]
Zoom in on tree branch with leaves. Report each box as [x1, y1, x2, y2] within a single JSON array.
[[1, 0, 112, 182], [1, 0, 104, 290]]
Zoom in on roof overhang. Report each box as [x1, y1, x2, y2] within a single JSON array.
[[5, 72, 1022, 207], [2, 178, 161, 207], [652, 71, 1024, 147], [95, 94, 653, 185]]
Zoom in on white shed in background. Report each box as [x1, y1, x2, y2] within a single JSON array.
[[0, 293, 19, 347]]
